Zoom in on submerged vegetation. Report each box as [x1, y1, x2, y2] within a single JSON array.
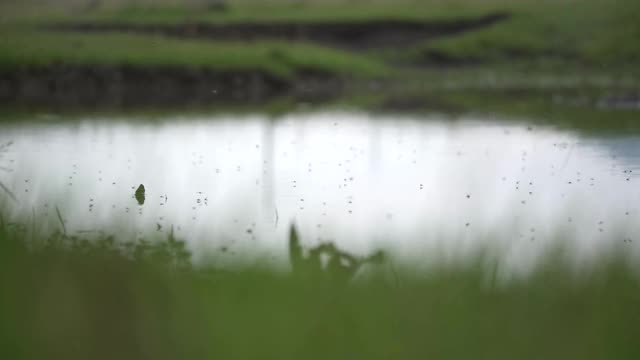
[[1, 217, 640, 359]]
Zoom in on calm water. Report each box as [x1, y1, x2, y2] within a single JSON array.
[[1, 111, 639, 272]]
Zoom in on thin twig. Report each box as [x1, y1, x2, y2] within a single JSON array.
[[55, 206, 67, 236]]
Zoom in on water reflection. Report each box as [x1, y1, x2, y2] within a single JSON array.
[[0, 111, 639, 272], [0, 141, 17, 203]]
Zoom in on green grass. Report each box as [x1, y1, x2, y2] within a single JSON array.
[[1, 217, 640, 359], [439, 89, 640, 135], [0, 28, 388, 78], [28, 0, 640, 73], [79, 4, 493, 24], [1, 0, 638, 81], [331, 84, 640, 136], [408, 0, 640, 68], [1, 0, 639, 115], [6, 0, 506, 24]]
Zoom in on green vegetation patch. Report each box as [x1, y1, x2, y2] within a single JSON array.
[[5, 0, 639, 74], [56, 1, 501, 25], [409, 0, 640, 67], [0, 29, 388, 78], [1, 218, 640, 359], [441, 89, 640, 136]]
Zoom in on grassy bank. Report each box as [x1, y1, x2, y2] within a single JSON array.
[[2, 0, 508, 24], [340, 85, 640, 135], [3, 0, 639, 73], [0, 28, 388, 108], [36, 0, 640, 70], [0, 29, 387, 78], [0, 0, 639, 110], [1, 219, 640, 359], [407, 0, 640, 68]]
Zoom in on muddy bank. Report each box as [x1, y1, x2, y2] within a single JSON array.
[[0, 65, 347, 109], [47, 12, 509, 49]]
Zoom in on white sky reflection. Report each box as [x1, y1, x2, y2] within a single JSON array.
[[1, 111, 639, 273]]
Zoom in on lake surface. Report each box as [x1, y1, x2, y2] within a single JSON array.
[[1, 111, 639, 273]]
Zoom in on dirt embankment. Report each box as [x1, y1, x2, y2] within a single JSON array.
[[0, 65, 346, 109], [47, 12, 509, 49]]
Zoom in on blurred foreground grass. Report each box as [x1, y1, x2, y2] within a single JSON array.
[[1, 217, 639, 359]]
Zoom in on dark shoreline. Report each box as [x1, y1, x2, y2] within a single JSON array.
[[0, 64, 348, 109]]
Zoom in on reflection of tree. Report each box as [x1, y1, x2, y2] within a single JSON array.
[[0, 141, 16, 203], [262, 118, 276, 222], [289, 224, 385, 284], [0, 141, 12, 172]]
